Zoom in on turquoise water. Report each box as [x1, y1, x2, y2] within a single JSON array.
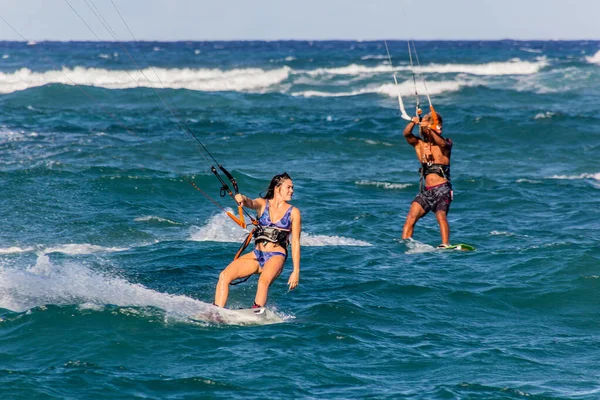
[[0, 39, 599, 399]]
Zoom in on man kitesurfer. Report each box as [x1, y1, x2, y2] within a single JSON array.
[[213, 173, 301, 308], [401, 112, 453, 248]]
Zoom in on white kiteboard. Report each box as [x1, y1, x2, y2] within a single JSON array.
[[192, 305, 285, 326]]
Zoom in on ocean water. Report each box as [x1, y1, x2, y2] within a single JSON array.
[[1, 37, 600, 399]]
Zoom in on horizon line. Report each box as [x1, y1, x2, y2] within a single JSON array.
[[1, 38, 600, 43]]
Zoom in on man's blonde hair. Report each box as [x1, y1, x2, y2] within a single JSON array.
[[423, 112, 443, 124]]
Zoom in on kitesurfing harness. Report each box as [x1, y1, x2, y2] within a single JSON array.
[[253, 226, 290, 248], [420, 163, 450, 180], [419, 163, 451, 193]]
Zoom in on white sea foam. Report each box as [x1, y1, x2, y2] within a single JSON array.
[[534, 111, 555, 119], [355, 180, 412, 190], [269, 56, 297, 63], [293, 79, 468, 98], [2, 55, 9, 59], [0, 253, 288, 324], [490, 231, 515, 236], [303, 63, 395, 76], [550, 173, 600, 181], [0, 246, 35, 255], [291, 90, 345, 98], [190, 211, 371, 246], [364, 139, 378, 144], [0, 59, 542, 96], [348, 137, 393, 146], [0, 129, 26, 142], [134, 215, 181, 225], [520, 47, 543, 54], [380, 79, 471, 98], [301, 234, 371, 247], [43, 244, 128, 255], [585, 50, 600, 65], [403, 239, 437, 254], [413, 59, 546, 75], [0, 66, 291, 94], [189, 211, 250, 243], [301, 59, 545, 77], [361, 55, 389, 60], [516, 179, 542, 184], [0, 252, 211, 316]]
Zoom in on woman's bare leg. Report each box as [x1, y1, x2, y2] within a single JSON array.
[[253, 256, 285, 307], [214, 253, 259, 307]]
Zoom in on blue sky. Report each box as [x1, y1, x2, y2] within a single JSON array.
[[0, 0, 598, 41]]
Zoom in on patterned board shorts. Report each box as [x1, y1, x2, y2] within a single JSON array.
[[413, 182, 453, 214]]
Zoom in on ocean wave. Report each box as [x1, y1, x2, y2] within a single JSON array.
[[0, 253, 213, 316], [514, 65, 592, 94], [0, 252, 289, 325], [550, 173, 600, 181], [0, 243, 125, 256], [134, 215, 181, 225], [520, 47, 543, 54], [413, 58, 547, 75], [43, 244, 128, 255], [361, 55, 389, 60], [189, 211, 250, 243], [0, 66, 291, 94], [300, 59, 546, 77], [585, 50, 600, 65], [348, 137, 394, 146], [516, 178, 542, 184], [489, 231, 516, 236], [534, 111, 555, 119], [355, 180, 412, 190], [301, 234, 371, 247], [0, 246, 35, 255], [302, 63, 395, 77], [269, 56, 296, 63], [98, 53, 119, 60], [0, 59, 545, 96], [0, 129, 28, 143], [293, 79, 469, 98]]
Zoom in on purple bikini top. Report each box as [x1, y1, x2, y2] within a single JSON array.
[[258, 200, 293, 230]]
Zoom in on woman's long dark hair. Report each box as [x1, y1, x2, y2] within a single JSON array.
[[261, 172, 292, 199]]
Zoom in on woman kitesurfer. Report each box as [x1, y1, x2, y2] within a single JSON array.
[[401, 112, 453, 247], [213, 172, 301, 308]]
